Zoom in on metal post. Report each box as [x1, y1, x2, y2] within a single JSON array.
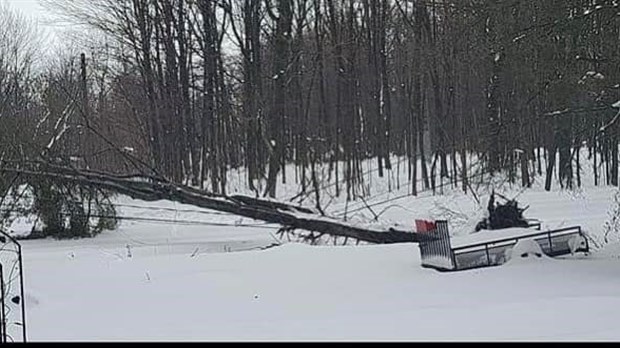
[[0, 264, 5, 343], [580, 227, 589, 253], [17, 244, 26, 342], [547, 232, 553, 254], [451, 250, 457, 270], [485, 244, 491, 266]]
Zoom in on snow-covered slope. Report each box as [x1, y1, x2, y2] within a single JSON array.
[[10, 151, 620, 341], [22, 241, 620, 341]]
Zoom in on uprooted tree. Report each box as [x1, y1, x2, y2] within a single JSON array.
[[474, 191, 530, 232]]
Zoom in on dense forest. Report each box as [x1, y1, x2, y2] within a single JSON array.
[[1, 0, 619, 203]]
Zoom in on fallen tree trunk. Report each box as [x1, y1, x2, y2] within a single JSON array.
[[1, 165, 432, 244]]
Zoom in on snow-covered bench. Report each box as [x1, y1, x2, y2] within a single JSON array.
[[416, 220, 589, 271]]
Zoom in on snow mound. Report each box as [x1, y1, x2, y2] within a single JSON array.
[[568, 235, 588, 255], [503, 239, 552, 265]]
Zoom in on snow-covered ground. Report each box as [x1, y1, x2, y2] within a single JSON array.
[[7, 153, 620, 341], [21, 240, 620, 341]]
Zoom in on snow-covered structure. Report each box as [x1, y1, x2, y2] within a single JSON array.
[[417, 220, 589, 271]]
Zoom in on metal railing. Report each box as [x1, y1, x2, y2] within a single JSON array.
[[419, 223, 589, 272], [451, 226, 588, 271], [418, 221, 456, 271], [0, 229, 27, 342]]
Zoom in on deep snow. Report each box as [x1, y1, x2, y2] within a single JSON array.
[[22, 241, 620, 341], [6, 153, 620, 341]]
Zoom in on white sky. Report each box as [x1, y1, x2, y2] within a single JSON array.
[[4, 0, 60, 54], [4, 0, 48, 21], [4, 0, 59, 32]]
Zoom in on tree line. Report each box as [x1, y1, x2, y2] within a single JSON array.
[[2, 0, 620, 203]]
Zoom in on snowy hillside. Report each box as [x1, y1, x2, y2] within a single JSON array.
[[7, 153, 620, 341], [23, 241, 620, 341]]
